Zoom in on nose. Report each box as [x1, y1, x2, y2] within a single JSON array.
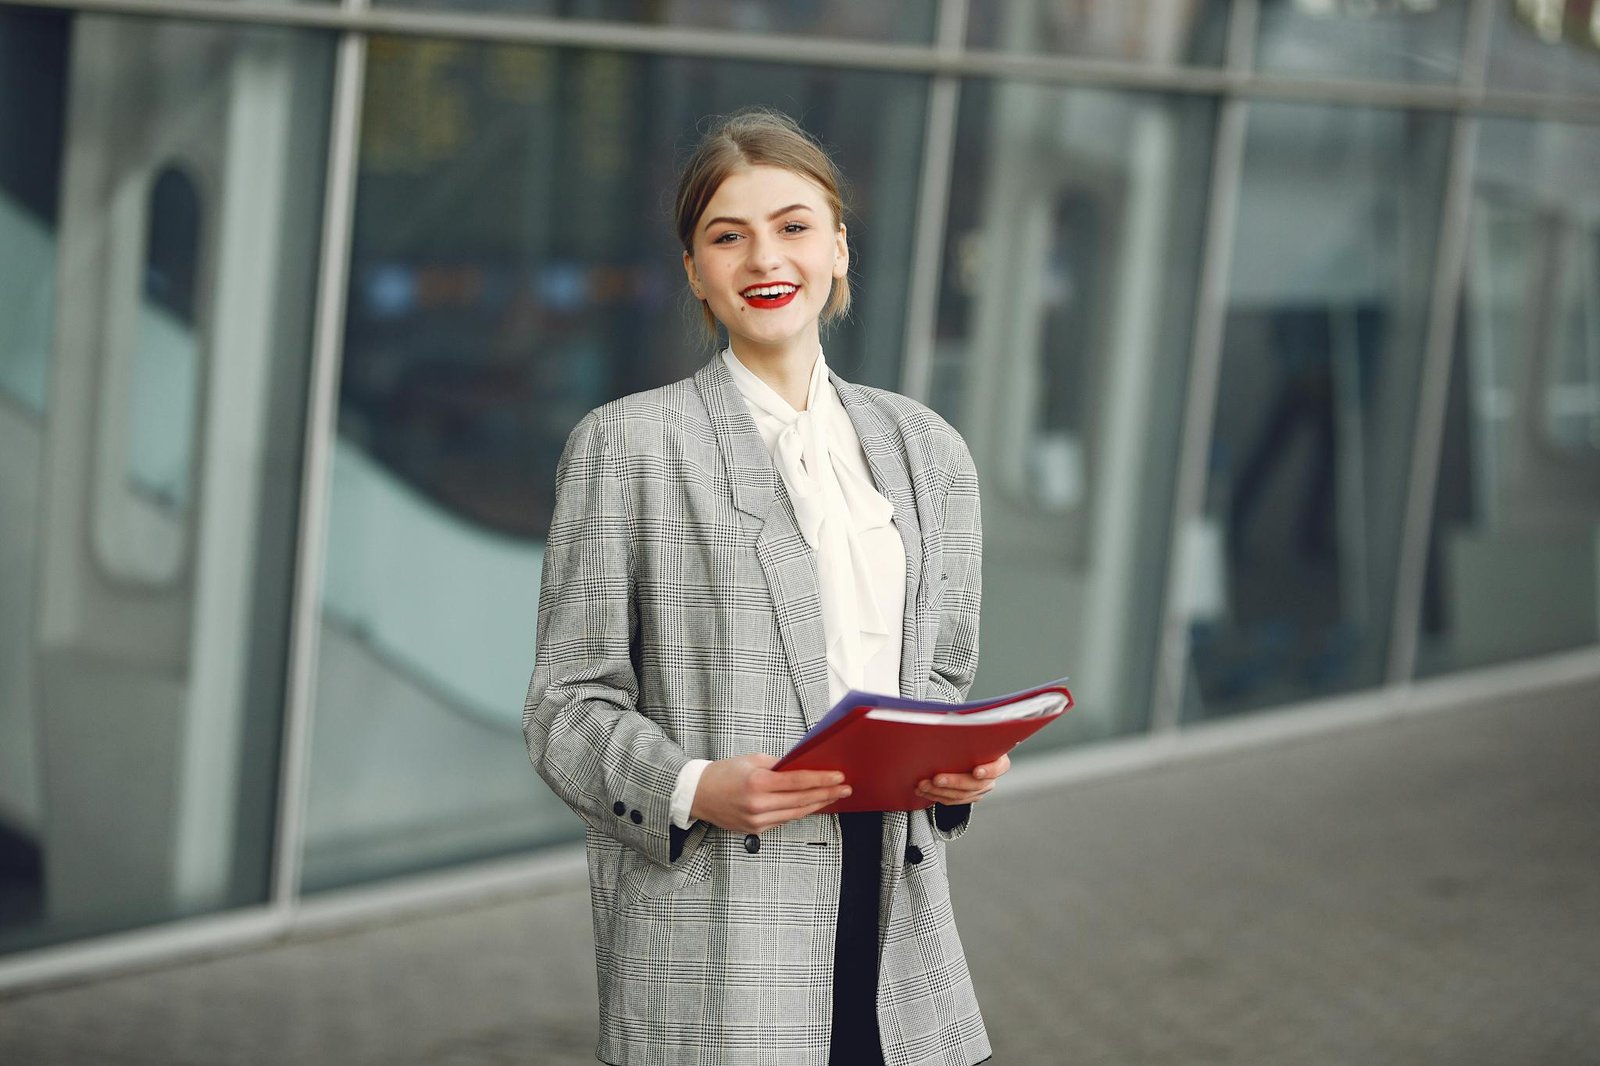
[[746, 230, 783, 272]]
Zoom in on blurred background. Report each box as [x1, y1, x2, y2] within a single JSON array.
[[0, 0, 1598, 1051]]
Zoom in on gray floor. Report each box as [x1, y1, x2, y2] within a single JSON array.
[[3, 684, 1598, 1065]]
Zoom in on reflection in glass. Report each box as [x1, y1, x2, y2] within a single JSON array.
[[128, 166, 202, 513], [933, 79, 1215, 742], [966, 0, 1230, 66], [0, 5, 68, 952], [304, 39, 927, 891], [373, 0, 938, 42], [1416, 118, 1600, 676], [0, 16, 332, 956], [96, 165, 205, 587], [1183, 102, 1452, 719], [1488, 0, 1600, 98], [1254, 0, 1468, 85]]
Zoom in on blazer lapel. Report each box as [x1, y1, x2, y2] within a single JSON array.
[[694, 358, 832, 730], [694, 357, 779, 523], [832, 374, 930, 702]]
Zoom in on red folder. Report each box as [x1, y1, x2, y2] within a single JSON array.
[[773, 680, 1073, 814]]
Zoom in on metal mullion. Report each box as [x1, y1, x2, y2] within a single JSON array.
[[1148, 0, 1259, 735], [0, 906, 285, 993], [270, 3, 369, 908], [5, 0, 1600, 123], [1384, 0, 1496, 685], [898, 0, 966, 403], [1225, 0, 1262, 77]]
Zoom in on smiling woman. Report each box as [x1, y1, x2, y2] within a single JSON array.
[[681, 165, 850, 380], [523, 109, 1001, 1066]]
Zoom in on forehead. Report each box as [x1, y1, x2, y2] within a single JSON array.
[[702, 165, 832, 218]]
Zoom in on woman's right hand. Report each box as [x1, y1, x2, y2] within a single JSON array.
[[690, 754, 851, 835]]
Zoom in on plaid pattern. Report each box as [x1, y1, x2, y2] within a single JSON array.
[[524, 357, 988, 1066]]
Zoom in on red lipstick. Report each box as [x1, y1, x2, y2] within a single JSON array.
[[741, 285, 799, 309]]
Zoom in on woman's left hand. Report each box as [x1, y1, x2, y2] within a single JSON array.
[[915, 752, 1011, 806]]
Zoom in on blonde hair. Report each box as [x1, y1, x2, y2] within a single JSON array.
[[674, 109, 852, 344]]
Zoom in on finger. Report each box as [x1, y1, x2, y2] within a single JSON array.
[[769, 794, 854, 828], [755, 768, 848, 792], [972, 753, 1012, 779], [750, 794, 849, 831], [751, 784, 851, 813], [930, 772, 985, 791], [918, 787, 988, 806], [916, 778, 993, 805]]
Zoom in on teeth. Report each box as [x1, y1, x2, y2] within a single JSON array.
[[744, 285, 796, 298]]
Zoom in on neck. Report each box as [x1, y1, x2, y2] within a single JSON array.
[[727, 343, 820, 411]]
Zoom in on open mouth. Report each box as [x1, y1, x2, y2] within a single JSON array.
[[740, 283, 799, 309]]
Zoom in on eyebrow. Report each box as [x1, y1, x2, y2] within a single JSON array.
[[701, 203, 815, 232]]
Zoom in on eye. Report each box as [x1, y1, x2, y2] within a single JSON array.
[[712, 231, 742, 244], [782, 222, 809, 235]]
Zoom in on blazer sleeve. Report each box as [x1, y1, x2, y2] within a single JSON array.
[[928, 434, 982, 705], [523, 412, 694, 868], [927, 432, 983, 840]]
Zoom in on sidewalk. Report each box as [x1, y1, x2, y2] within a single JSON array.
[[3, 683, 1597, 1065]]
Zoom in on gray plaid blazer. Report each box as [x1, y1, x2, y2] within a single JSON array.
[[524, 356, 988, 1066]]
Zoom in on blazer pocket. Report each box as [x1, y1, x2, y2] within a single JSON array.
[[617, 835, 714, 910]]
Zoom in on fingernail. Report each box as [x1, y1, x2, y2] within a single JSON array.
[[840, 787, 852, 796], [974, 768, 987, 779], [937, 776, 949, 786]]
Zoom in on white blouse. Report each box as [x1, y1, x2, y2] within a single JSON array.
[[669, 349, 908, 827]]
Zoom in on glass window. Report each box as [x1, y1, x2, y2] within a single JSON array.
[[966, 0, 1231, 66], [1182, 101, 1453, 721], [1486, 0, 1600, 99], [1415, 117, 1600, 676], [303, 38, 928, 891], [0, 13, 333, 956], [1254, 0, 1470, 85], [932, 79, 1216, 743], [373, 0, 939, 43]]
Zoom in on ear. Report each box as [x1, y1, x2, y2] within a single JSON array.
[[833, 223, 849, 279], [681, 249, 703, 298]]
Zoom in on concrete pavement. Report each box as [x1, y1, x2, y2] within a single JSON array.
[[3, 683, 1597, 1065]]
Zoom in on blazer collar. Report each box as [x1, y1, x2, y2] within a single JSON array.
[[693, 354, 918, 535]]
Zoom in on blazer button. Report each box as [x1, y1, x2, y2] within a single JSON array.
[[905, 845, 924, 866], [612, 801, 626, 817], [629, 809, 643, 825], [743, 834, 761, 854]]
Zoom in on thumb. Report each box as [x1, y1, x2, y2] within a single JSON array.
[[743, 753, 780, 770]]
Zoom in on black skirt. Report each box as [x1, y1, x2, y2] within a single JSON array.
[[829, 810, 885, 1066]]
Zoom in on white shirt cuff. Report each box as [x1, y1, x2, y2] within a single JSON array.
[[670, 759, 711, 829]]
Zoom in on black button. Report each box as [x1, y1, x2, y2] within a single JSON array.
[[629, 809, 642, 825], [743, 834, 761, 854], [612, 801, 625, 817], [905, 845, 924, 866]]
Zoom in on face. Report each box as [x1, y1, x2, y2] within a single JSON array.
[[682, 164, 849, 363]]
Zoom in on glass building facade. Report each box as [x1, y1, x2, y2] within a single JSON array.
[[2, 0, 1599, 980]]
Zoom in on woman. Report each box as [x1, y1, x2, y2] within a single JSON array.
[[524, 109, 1007, 1066]]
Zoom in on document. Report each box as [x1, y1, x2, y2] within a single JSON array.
[[773, 680, 1072, 813]]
